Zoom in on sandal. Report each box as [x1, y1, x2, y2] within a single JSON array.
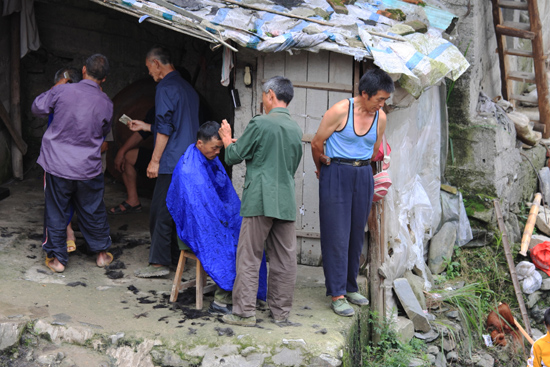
[[67, 240, 76, 253], [108, 201, 142, 215], [45, 257, 65, 273], [97, 252, 114, 268]]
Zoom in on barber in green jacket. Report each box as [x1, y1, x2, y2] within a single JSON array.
[[219, 76, 303, 327]]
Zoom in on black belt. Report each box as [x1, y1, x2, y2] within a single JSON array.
[[331, 158, 371, 167]]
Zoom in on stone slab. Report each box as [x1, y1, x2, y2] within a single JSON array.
[[393, 278, 431, 332]]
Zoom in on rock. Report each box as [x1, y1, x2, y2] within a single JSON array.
[[538, 270, 549, 280], [428, 222, 458, 275], [110, 332, 125, 345], [393, 278, 431, 332], [472, 352, 494, 367], [505, 213, 522, 244], [412, 264, 434, 290], [150, 349, 189, 367], [442, 337, 456, 352], [0, 321, 26, 351], [37, 354, 57, 365], [446, 351, 458, 362], [309, 354, 341, 366], [434, 352, 447, 367], [428, 345, 439, 355], [404, 270, 427, 309], [106, 339, 156, 367], [445, 311, 459, 320], [272, 347, 304, 366], [241, 347, 257, 357], [527, 291, 542, 308], [408, 357, 425, 367], [33, 320, 94, 345], [394, 316, 414, 344], [404, 20, 428, 33], [414, 328, 439, 342], [463, 228, 494, 248], [536, 207, 550, 236], [530, 234, 550, 251], [532, 328, 545, 340], [541, 279, 550, 290], [427, 354, 436, 365], [531, 305, 545, 324]]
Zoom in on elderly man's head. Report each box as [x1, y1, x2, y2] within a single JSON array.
[[197, 121, 224, 160], [261, 76, 294, 114], [83, 54, 110, 83], [145, 46, 174, 82]]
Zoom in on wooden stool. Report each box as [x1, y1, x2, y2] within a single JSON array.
[[170, 250, 216, 309]]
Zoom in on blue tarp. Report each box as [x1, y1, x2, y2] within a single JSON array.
[[166, 145, 267, 300]]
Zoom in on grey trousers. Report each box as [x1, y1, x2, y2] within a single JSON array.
[[232, 216, 297, 320]]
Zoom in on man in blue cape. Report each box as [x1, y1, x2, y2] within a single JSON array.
[[166, 121, 266, 314]]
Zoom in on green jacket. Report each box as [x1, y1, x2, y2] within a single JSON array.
[[224, 108, 303, 221]]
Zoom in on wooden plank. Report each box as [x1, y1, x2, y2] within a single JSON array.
[[263, 52, 286, 80], [293, 81, 352, 93], [296, 231, 321, 239], [305, 51, 329, 135], [300, 238, 322, 266], [527, 0, 550, 138], [491, 0, 511, 100], [505, 48, 534, 58], [496, 24, 536, 39], [170, 251, 186, 302], [510, 93, 538, 104], [328, 52, 353, 108], [507, 70, 536, 83], [10, 13, 23, 179], [0, 101, 27, 155], [293, 144, 305, 235], [499, 0, 528, 10], [285, 52, 308, 132]]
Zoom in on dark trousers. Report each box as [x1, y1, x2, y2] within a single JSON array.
[[319, 163, 374, 297], [43, 172, 111, 265], [149, 174, 179, 266]]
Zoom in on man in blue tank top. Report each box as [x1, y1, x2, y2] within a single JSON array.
[[311, 69, 394, 316]]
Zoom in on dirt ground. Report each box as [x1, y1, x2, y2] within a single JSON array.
[[0, 168, 359, 366]]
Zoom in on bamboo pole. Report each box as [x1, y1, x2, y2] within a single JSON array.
[[519, 193, 542, 256], [493, 199, 532, 336]]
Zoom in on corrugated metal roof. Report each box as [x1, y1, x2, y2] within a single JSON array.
[[90, 0, 469, 96]]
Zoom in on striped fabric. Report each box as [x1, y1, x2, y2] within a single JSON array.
[[373, 171, 391, 202]]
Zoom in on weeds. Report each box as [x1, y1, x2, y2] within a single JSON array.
[[343, 309, 428, 367]]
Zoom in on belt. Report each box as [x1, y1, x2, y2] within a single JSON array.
[[331, 158, 371, 167]]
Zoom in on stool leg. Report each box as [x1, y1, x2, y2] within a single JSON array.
[[195, 258, 203, 310], [170, 251, 186, 302]]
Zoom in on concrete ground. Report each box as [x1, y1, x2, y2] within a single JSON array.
[[0, 168, 360, 367]]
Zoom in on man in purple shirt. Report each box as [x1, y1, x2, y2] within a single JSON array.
[[32, 54, 114, 273]]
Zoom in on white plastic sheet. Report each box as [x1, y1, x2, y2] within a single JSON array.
[[441, 191, 473, 247], [383, 86, 443, 290]]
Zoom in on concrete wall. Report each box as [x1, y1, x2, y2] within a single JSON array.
[[18, 0, 233, 173], [441, 0, 548, 240]]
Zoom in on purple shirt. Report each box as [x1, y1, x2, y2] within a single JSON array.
[[32, 79, 113, 180]]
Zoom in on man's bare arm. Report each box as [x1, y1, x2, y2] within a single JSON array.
[[147, 133, 168, 179], [371, 110, 387, 161], [311, 100, 348, 178]]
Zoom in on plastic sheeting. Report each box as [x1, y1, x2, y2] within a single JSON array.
[[382, 86, 443, 290], [441, 191, 473, 247], [166, 145, 267, 300], [104, 0, 469, 97]]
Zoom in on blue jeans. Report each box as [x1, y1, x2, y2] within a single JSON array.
[[43, 172, 111, 265]]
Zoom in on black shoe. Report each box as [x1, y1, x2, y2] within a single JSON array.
[[208, 302, 232, 316]]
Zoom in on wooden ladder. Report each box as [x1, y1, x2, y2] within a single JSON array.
[[490, 0, 550, 137]]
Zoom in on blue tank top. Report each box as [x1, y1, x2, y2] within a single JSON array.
[[326, 98, 378, 160]]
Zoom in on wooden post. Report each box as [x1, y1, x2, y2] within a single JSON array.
[[493, 199, 532, 336], [368, 162, 385, 344], [10, 12, 23, 179], [527, 0, 550, 139]]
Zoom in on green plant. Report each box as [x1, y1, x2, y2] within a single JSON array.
[[443, 246, 462, 279], [343, 309, 428, 367]]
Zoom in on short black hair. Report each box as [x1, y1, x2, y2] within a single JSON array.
[[197, 121, 221, 142], [262, 76, 294, 104], [85, 54, 110, 80], [54, 67, 82, 84], [358, 68, 395, 98], [146, 45, 172, 65], [545, 307, 550, 326]]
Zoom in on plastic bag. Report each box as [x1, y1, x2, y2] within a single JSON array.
[[440, 191, 473, 247], [531, 241, 550, 276], [516, 261, 542, 294]]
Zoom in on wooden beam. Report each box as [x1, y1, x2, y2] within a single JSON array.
[[527, 0, 550, 139], [10, 12, 23, 179], [262, 79, 353, 93], [0, 101, 27, 155], [496, 24, 536, 39]]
